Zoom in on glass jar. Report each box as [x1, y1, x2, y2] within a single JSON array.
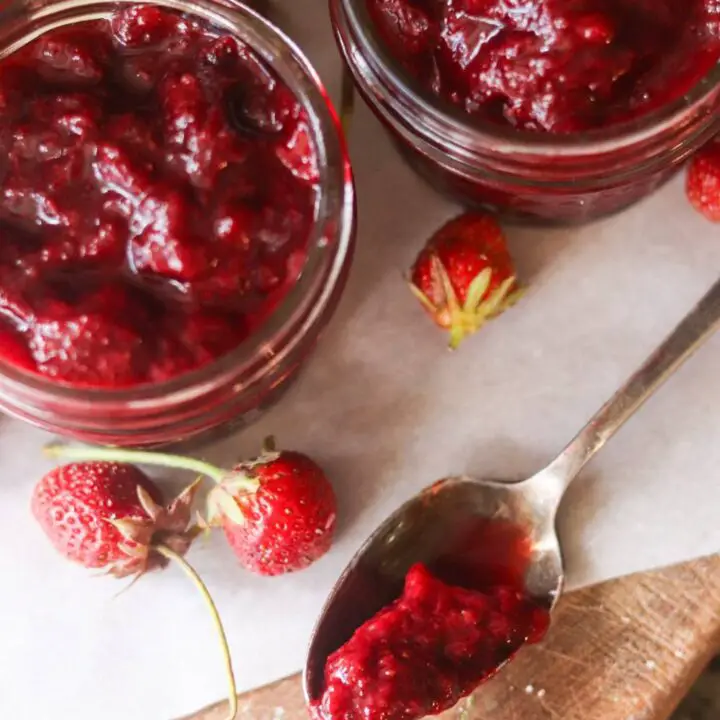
[[330, 0, 720, 225], [0, 0, 355, 446]]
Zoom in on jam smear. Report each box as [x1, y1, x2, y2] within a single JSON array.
[[366, 0, 720, 132], [310, 562, 549, 720], [0, 6, 318, 387]]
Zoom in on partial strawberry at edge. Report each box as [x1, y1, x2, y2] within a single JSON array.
[[206, 438, 337, 577], [31, 462, 202, 578], [686, 140, 720, 222], [409, 213, 522, 349]]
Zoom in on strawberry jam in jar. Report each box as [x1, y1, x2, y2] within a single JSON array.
[[331, 0, 720, 223], [0, 0, 355, 446]]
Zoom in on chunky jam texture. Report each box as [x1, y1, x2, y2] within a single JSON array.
[[0, 6, 318, 387], [367, 0, 720, 132], [310, 563, 549, 720]]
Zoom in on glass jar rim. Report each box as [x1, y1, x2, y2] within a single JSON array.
[[339, 0, 720, 158], [0, 0, 355, 412]]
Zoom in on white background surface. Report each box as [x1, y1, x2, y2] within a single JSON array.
[[2, 1, 720, 718]]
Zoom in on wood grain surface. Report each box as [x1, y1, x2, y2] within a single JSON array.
[[185, 555, 720, 720]]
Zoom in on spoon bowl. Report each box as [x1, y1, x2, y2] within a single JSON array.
[[304, 275, 720, 706]]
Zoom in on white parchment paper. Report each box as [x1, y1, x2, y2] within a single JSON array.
[[1, 1, 720, 718]]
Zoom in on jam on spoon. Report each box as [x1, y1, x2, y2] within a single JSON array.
[[0, 5, 318, 388], [309, 517, 550, 720], [310, 561, 549, 720]]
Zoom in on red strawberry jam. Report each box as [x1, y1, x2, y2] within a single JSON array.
[[367, 0, 720, 132], [310, 563, 549, 720], [0, 5, 318, 387]]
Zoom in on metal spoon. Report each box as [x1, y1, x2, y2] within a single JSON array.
[[304, 275, 720, 702]]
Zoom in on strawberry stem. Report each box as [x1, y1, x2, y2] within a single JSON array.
[[155, 544, 238, 720], [44, 444, 227, 484]]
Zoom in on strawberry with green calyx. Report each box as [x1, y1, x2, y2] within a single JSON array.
[[45, 436, 338, 577], [409, 213, 522, 349], [32, 460, 238, 720], [206, 437, 337, 576]]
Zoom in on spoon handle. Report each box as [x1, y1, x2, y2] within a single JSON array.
[[545, 275, 720, 496]]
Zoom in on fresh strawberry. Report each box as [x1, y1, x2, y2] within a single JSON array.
[[409, 213, 521, 349], [34, 455, 239, 717], [686, 140, 720, 222], [32, 461, 201, 577], [45, 437, 338, 577], [207, 438, 337, 576]]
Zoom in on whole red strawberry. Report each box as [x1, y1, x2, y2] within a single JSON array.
[[34, 457, 239, 717], [32, 461, 200, 577], [207, 438, 337, 576], [686, 140, 720, 222], [409, 213, 521, 349]]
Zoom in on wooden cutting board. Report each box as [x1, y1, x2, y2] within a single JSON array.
[[186, 555, 720, 720]]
